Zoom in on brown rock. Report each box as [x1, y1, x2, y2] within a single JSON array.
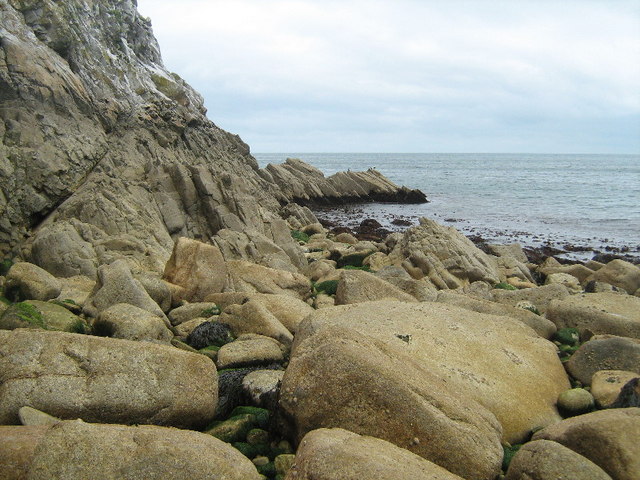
[[224, 260, 311, 299], [334, 269, 418, 305], [586, 259, 640, 295], [532, 408, 640, 480], [492, 283, 570, 314], [590, 370, 639, 408], [219, 299, 293, 345], [4, 262, 61, 301], [565, 335, 640, 385], [286, 428, 464, 480], [94, 303, 173, 344], [0, 425, 49, 480], [216, 334, 285, 369]]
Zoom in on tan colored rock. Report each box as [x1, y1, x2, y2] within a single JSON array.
[[590, 370, 640, 408], [216, 334, 285, 369], [586, 259, 640, 294], [301, 259, 336, 282], [375, 266, 438, 302], [55, 275, 95, 307], [224, 260, 311, 299], [219, 299, 293, 345], [4, 262, 61, 301], [546, 293, 640, 338], [506, 277, 537, 289], [498, 256, 536, 284], [0, 329, 217, 428], [335, 269, 418, 305], [0, 425, 49, 480], [388, 218, 501, 289], [539, 263, 595, 284], [242, 369, 285, 408], [436, 291, 556, 339], [286, 428, 464, 480], [488, 243, 528, 263], [492, 283, 570, 314], [168, 302, 220, 326], [134, 273, 172, 313], [532, 408, 640, 480], [545, 272, 582, 293], [162, 237, 227, 302], [585, 259, 605, 271], [313, 293, 335, 309], [25, 420, 261, 480], [505, 439, 613, 480], [18, 406, 60, 426], [565, 335, 640, 385], [172, 317, 208, 338], [281, 301, 570, 479], [334, 232, 358, 244], [94, 303, 173, 344], [0, 300, 87, 333]]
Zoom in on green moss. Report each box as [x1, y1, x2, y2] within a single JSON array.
[[200, 345, 220, 352], [0, 258, 13, 276], [205, 414, 256, 443], [314, 280, 339, 296], [522, 305, 541, 315], [14, 302, 46, 329], [256, 461, 276, 477], [494, 282, 518, 291], [554, 328, 580, 346], [69, 318, 88, 334], [290, 230, 310, 244], [502, 443, 521, 471], [201, 306, 221, 317], [336, 252, 372, 268], [230, 406, 270, 429], [341, 265, 372, 272], [0, 296, 10, 305]]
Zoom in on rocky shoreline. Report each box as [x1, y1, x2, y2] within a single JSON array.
[[1, 1, 639, 479]]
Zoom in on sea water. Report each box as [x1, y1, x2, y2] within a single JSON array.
[[254, 153, 640, 259]]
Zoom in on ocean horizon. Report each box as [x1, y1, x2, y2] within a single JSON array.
[[254, 152, 640, 261]]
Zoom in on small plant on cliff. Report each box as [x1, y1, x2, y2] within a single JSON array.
[[494, 282, 518, 291], [290, 230, 310, 244]]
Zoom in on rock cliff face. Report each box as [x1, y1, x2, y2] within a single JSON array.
[[0, 0, 425, 275]]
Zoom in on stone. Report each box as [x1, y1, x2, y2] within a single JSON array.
[[216, 334, 285, 369], [286, 428, 464, 480], [545, 272, 582, 293], [275, 453, 296, 476], [0, 329, 217, 428], [505, 439, 613, 480], [488, 243, 529, 263], [134, 273, 172, 313], [498, 256, 536, 284], [281, 301, 570, 479], [301, 260, 337, 282], [301, 222, 325, 235], [168, 302, 220, 326], [172, 317, 208, 338], [586, 259, 640, 295], [565, 335, 640, 385], [4, 262, 61, 301], [492, 283, 570, 314], [556, 388, 595, 417], [25, 420, 261, 480], [436, 291, 556, 339], [18, 406, 60, 426], [539, 264, 595, 284], [83, 260, 165, 320], [0, 425, 50, 480], [374, 266, 438, 301], [162, 238, 227, 302], [334, 269, 418, 305], [219, 299, 294, 345], [0, 300, 87, 333], [532, 408, 640, 480], [388, 218, 501, 289], [242, 370, 285, 408], [224, 260, 311, 299], [610, 377, 640, 408], [186, 320, 234, 349], [591, 370, 640, 408], [546, 293, 640, 338], [55, 275, 95, 308], [334, 232, 358, 244], [93, 303, 173, 344], [363, 251, 393, 271]]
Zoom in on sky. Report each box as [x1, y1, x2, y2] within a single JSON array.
[[136, 0, 640, 154]]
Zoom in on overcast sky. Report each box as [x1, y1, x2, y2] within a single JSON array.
[[136, 0, 640, 154]]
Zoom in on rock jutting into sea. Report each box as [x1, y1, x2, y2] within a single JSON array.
[[1, 1, 639, 480]]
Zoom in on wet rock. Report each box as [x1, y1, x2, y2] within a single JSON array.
[[186, 320, 234, 349], [610, 377, 640, 408]]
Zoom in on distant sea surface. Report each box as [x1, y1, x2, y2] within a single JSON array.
[[254, 153, 640, 260]]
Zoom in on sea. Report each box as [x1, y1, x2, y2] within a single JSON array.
[[254, 153, 640, 262]]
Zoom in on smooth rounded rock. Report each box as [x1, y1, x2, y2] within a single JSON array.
[[566, 335, 640, 385], [590, 370, 639, 408], [93, 303, 173, 344], [557, 388, 595, 417], [5, 262, 61, 301]]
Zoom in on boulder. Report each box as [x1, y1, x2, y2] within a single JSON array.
[[219, 299, 293, 346], [334, 269, 418, 305], [162, 237, 227, 302], [281, 301, 570, 479], [333, 232, 358, 245], [546, 293, 640, 338], [83, 260, 165, 320], [216, 334, 285, 369], [590, 370, 640, 408], [544, 273, 582, 293], [223, 260, 311, 299], [492, 283, 570, 314], [388, 218, 501, 289], [497, 256, 536, 284], [565, 335, 640, 385], [242, 370, 284, 408], [168, 302, 220, 326], [55, 275, 95, 308], [374, 265, 438, 302], [18, 406, 60, 427], [173, 317, 208, 338], [286, 428, 464, 480], [532, 408, 640, 480], [0, 329, 217, 428], [610, 377, 640, 408], [436, 291, 556, 339], [93, 303, 173, 344], [556, 388, 595, 417], [24, 420, 261, 480], [538, 263, 595, 284], [4, 262, 61, 301], [0, 300, 87, 333], [487, 243, 529, 263], [586, 259, 640, 295], [134, 273, 172, 313], [0, 425, 50, 480], [505, 439, 613, 480]]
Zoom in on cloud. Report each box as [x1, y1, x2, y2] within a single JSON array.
[[137, 0, 640, 153]]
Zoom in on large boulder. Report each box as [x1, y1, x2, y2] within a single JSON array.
[[4, 262, 61, 301], [281, 301, 570, 479], [286, 428, 464, 480], [93, 303, 173, 344], [585, 259, 640, 295], [565, 335, 640, 385], [223, 260, 311, 299], [532, 408, 640, 480], [162, 237, 227, 303], [219, 299, 293, 346], [546, 293, 640, 338], [388, 218, 501, 289], [505, 439, 612, 480], [0, 329, 217, 428], [491, 283, 570, 314], [334, 269, 418, 305], [18, 420, 261, 480], [0, 300, 87, 333]]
